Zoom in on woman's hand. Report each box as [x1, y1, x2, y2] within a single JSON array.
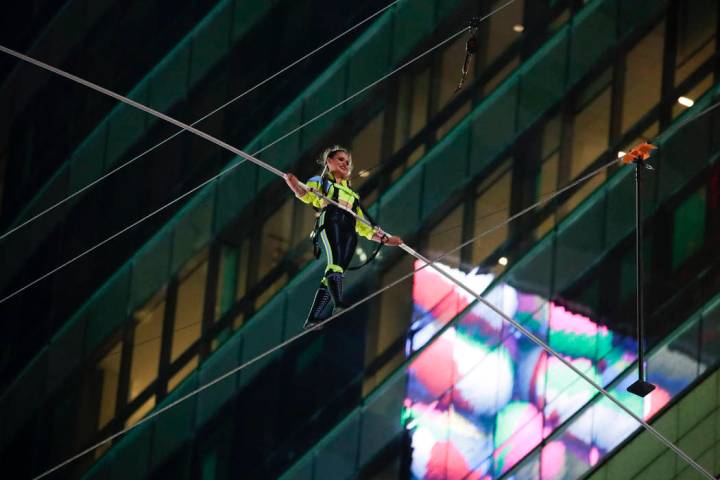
[[374, 228, 403, 246], [284, 173, 307, 197], [384, 235, 404, 247]]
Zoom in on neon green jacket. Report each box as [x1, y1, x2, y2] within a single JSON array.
[[297, 174, 375, 240]]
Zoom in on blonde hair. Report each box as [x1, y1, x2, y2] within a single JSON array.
[[318, 145, 352, 178]]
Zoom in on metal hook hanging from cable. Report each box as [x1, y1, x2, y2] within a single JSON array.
[[455, 16, 481, 93]]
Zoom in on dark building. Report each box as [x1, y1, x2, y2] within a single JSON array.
[[0, 0, 719, 479]]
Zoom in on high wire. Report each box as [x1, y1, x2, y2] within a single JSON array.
[[33, 153, 617, 480], [0, 0, 520, 305], [0, 0, 402, 241], [1, 9, 716, 480]]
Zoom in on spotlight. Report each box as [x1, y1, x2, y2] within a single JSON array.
[[617, 151, 626, 158], [358, 169, 370, 178], [677, 96, 694, 107], [498, 256, 508, 266], [513, 24, 525, 33]]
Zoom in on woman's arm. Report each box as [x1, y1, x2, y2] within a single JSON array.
[[284, 173, 308, 197]]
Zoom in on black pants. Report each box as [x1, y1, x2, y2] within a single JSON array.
[[318, 206, 358, 279]]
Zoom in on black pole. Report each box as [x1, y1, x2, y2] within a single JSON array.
[[627, 159, 656, 398]]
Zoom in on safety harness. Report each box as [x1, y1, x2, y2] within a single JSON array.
[[310, 175, 385, 271]]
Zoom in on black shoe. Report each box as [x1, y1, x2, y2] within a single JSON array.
[[303, 286, 332, 330], [325, 271, 346, 308]]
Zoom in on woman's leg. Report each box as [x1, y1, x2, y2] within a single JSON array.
[[319, 216, 357, 308]]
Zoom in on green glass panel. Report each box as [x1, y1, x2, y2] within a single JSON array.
[[48, 313, 87, 392], [300, 63, 349, 151], [256, 106, 303, 193], [671, 189, 706, 269], [0, 351, 47, 448], [421, 126, 470, 218], [568, 0, 617, 85], [376, 166, 424, 238], [171, 185, 215, 273], [84, 265, 131, 351], [130, 230, 172, 308], [214, 161, 258, 233], [469, 81, 519, 176], [347, 18, 392, 95], [107, 421, 152, 480], [70, 126, 107, 191], [149, 42, 191, 113], [314, 411, 362, 479], [231, 0, 274, 42], [554, 191, 607, 292], [357, 371, 406, 465], [505, 234, 555, 298], [105, 85, 150, 169], [151, 375, 199, 468], [517, 32, 569, 129], [238, 296, 285, 388], [197, 335, 242, 426], [189, 8, 232, 87], [391, 0, 435, 65]]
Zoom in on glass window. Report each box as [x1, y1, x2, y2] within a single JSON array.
[[129, 290, 165, 401], [437, 101, 471, 140], [0, 149, 6, 214], [472, 165, 512, 265], [364, 256, 414, 395], [483, 57, 520, 95], [168, 355, 199, 391], [215, 239, 250, 321], [125, 395, 156, 428], [351, 110, 384, 188], [622, 23, 665, 133], [96, 341, 122, 430], [672, 187, 707, 269], [254, 273, 289, 310], [571, 83, 611, 178], [485, 0, 524, 63], [410, 69, 430, 138], [393, 75, 413, 153], [675, 0, 717, 85], [425, 203, 464, 269], [672, 74, 714, 119], [438, 36, 470, 109], [172, 255, 208, 362], [257, 198, 293, 279], [561, 173, 605, 221]]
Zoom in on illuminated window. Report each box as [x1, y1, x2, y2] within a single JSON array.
[[485, 0, 524, 63], [571, 77, 611, 178], [672, 75, 713, 119], [438, 36, 470, 109], [622, 23, 664, 134], [258, 198, 293, 279], [426, 203, 464, 269], [365, 256, 414, 394], [96, 341, 122, 429], [472, 165, 512, 265], [675, 0, 717, 85], [168, 355, 199, 391], [172, 255, 208, 362], [128, 290, 165, 401], [351, 111, 384, 188], [125, 395, 156, 428]]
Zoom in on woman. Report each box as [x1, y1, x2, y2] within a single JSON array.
[[285, 146, 403, 329]]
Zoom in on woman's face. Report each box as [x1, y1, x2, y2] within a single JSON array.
[[327, 151, 351, 179]]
